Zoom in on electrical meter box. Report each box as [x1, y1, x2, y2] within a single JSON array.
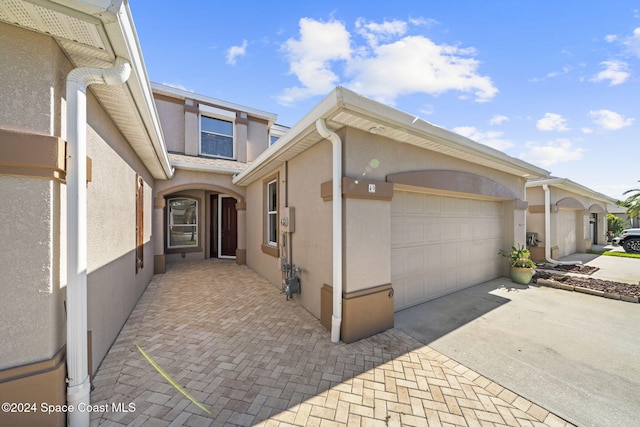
[[279, 207, 295, 233]]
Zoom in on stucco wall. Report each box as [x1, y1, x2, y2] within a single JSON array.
[[247, 118, 270, 162], [0, 25, 69, 369], [245, 167, 285, 288], [0, 23, 66, 136], [0, 177, 65, 369], [284, 142, 333, 318], [343, 128, 526, 197], [154, 96, 185, 153]]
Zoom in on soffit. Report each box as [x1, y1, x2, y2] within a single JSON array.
[[0, 0, 172, 179]]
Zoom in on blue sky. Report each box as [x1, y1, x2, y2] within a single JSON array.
[[130, 1, 639, 200]]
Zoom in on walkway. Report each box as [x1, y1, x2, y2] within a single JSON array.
[[90, 260, 573, 426]]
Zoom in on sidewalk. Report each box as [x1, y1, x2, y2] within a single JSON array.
[[90, 260, 573, 426]]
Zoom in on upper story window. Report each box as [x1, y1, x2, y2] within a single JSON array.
[[269, 123, 289, 146], [200, 104, 236, 159]]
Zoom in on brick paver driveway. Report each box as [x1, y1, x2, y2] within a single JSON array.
[[90, 260, 573, 426]]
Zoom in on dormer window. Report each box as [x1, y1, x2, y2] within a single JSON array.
[[200, 104, 236, 159]]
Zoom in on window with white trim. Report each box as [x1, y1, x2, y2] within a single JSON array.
[[267, 179, 277, 246], [201, 116, 233, 158], [199, 104, 236, 159], [167, 198, 198, 248]]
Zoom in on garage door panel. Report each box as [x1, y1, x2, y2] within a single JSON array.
[[392, 191, 504, 311], [404, 219, 425, 246], [405, 247, 424, 276]]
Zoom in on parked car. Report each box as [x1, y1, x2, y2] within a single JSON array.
[[613, 228, 640, 253]]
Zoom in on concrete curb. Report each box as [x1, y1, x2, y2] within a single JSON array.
[[536, 278, 639, 303]]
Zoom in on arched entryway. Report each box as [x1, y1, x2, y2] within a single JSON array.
[[154, 183, 246, 272]]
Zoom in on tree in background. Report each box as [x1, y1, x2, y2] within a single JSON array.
[[607, 213, 625, 236], [620, 180, 640, 225]]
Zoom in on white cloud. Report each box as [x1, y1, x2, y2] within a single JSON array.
[[489, 114, 509, 126], [226, 40, 248, 65], [589, 109, 634, 130], [536, 113, 569, 132], [604, 34, 618, 43], [355, 18, 407, 47], [278, 18, 352, 105], [453, 126, 514, 150], [624, 27, 640, 57], [345, 35, 497, 105], [581, 127, 593, 134], [590, 60, 630, 86], [277, 18, 498, 106], [519, 138, 584, 167]]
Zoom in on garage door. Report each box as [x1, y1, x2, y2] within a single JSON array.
[[558, 209, 577, 257], [391, 191, 503, 312]]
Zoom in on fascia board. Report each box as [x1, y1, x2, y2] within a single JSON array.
[[336, 87, 550, 179], [526, 178, 617, 204], [102, 2, 174, 179], [151, 83, 278, 124]]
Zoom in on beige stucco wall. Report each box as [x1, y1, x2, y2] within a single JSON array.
[[284, 142, 333, 318], [247, 118, 270, 162], [245, 167, 286, 288], [154, 96, 185, 153], [0, 23, 66, 136], [0, 177, 65, 368], [153, 91, 271, 163], [0, 22, 159, 373], [85, 92, 157, 371], [0, 24, 69, 369]]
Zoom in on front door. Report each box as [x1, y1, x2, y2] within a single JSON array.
[[220, 197, 238, 257]]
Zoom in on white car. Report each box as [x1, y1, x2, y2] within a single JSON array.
[[613, 228, 640, 253]]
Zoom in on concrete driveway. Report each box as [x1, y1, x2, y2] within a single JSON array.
[[395, 269, 640, 427]]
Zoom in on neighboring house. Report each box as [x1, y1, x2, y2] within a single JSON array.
[[608, 204, 639, 229], [0, 1, 172, 426], [525, 178, 616, 262]]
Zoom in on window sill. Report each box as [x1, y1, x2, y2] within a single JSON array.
[[261, 244, 279, 258]]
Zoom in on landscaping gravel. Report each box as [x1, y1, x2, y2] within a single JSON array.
[[534, 270, 640, 298]]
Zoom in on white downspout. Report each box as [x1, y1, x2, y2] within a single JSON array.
[[66, 57, 131, 427], [315, 119, 342, 343], [542, 184, 581, 266]]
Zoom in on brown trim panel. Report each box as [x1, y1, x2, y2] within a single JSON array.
[[321, 283, 395, 344], [321, 177, 393, 201], [0, 128, 66, 182], [0, 347, 66, 427]]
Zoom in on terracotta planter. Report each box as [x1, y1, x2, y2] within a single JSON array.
[[510, 266, 534, 285]]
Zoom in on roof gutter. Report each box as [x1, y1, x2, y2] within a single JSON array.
[[66, 57, 131, 427], [315, 119, 343, 343]]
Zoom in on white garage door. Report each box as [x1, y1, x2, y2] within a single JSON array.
[[558, 209, 577, 257], [391, 191, 504, 312]]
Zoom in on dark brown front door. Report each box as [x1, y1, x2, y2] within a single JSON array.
[[220, 197, 238, 257]]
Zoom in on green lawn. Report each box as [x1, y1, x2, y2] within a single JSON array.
[[589, 250, 640, 259]]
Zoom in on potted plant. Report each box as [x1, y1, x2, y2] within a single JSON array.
[[499, 245, 536, 285]]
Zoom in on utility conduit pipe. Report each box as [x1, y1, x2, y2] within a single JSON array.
[[542, 184, 581, 266], [66, 57, 131, 427], [315, 119, 342, 343]]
